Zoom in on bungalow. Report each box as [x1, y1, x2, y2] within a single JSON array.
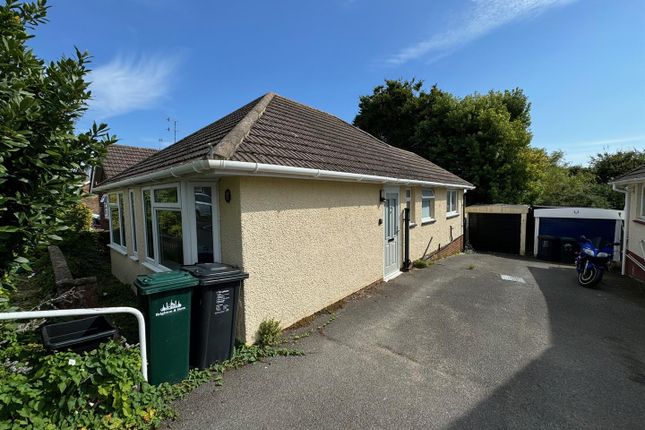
[[611, 165, 645, 282], [93, 93, 474, 343]]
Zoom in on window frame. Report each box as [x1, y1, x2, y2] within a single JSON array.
[[640, 184, 645, 219], [107, 192, 127, 254], [446, 190, 459, 217], [141, 184, 183, 271], [421, 189, 435, 224], [128, 189, 138, 259], [404, 188, 416, 227]]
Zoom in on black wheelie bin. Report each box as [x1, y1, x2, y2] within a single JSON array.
[[182, 263, 249, 369]]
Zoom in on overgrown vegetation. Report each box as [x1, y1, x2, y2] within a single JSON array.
[[412, 259, 430, 269], [0, 339, 304, 429], [2, 229, 306, 429], [0, 0, 116, 294]]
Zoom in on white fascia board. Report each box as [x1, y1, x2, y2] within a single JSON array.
[[533, 207, 624, 220], [94, 159, 475, 192], [610, 178, 645, 186]]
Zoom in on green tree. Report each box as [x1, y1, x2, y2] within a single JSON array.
[[589, 149, 645, 209], [0, 0, 116, 290], [533, 151, 609, 208], [354, 80, 533, 204]]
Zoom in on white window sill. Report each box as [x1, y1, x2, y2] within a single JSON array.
[[408, 222, 417, 229], [108, 243, 127, 255], [421, 218, 436, 225], [446, 212, 460, 219], [128, 255, 139, 262], [141, 260, 171, 273]]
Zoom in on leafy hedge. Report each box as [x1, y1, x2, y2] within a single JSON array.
[[0, 337, 303, 429], [0, 340, 171, 429]]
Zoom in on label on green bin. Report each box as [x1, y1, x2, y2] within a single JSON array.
[[155, 299, 187, 317]]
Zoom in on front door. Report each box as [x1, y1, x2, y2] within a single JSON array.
[[383, 187, 400, 280]]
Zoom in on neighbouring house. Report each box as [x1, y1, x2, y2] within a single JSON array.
[[89, 144, 159, 228], [93, 93, 474, 343], [611, 165, 645, 282]]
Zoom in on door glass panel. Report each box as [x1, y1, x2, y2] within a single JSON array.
[[157, 209, 183, 269], [194, 186, 214, 263]]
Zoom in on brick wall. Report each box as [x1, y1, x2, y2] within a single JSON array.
[[427, 235, 463, 261], [626, 250, 645, 283]]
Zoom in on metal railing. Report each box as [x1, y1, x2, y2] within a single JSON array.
[[0, 307, 148, 382]]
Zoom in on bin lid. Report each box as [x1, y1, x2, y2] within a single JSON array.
[[135, 270, 198, 295], [182, 263, 249, 285]]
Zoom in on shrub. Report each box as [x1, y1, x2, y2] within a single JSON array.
[[0, 339, 170, 429], [59, 202, 93, 235], [257, 319, 282, 347], [413, 259, 430, 269]]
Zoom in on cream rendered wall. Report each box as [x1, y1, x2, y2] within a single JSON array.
[[218, 177, 243, 267], [627, 183, 645, 257], [406, 187, 463, 260], [237, 177, 383, 343]]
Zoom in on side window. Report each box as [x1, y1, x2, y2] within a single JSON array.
[[421, 189, 435, 222], [447, 190, 458, 215], [108, 192, 126, 250], [129, 190, 138, 257], [640, 184, 645, 219]]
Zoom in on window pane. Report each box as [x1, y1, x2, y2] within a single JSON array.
[[129, 192, 137, 254], [110, 207, 121, 245], [422, 189, 434, 198], [195, 186, 214, 263], [422, 200, 430, 219], [157, 209, 183, 269], [143, 190, 154, 259], [154, 187, 178, 204], [118, 193, 126, 247], [108, 193, 117, 204]]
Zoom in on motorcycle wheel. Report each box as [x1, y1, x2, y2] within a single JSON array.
[[578, 265, 600, 288]]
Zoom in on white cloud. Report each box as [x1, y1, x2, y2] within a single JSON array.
[[543, 134, 645, 164], [87, 54, 181, 119], [387, 0, 577, 66]]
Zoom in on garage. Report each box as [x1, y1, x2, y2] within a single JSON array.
[[465, 205, 532, 256]]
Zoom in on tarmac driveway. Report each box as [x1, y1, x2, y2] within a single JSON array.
[[165, 253, 645, 429]]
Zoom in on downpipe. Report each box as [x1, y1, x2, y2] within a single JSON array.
[[403, 207, 411, 271]]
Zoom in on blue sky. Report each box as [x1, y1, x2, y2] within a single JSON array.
[[31, 0, 645, 164]]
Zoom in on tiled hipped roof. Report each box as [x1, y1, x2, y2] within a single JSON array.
[[100, 144, 159, 180], [104, 93, 472, 188]]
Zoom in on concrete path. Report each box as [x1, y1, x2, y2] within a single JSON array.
[[164, 254, 645, 429]]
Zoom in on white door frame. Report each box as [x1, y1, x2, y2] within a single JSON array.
[[183, 181, 222, 265], [383, 186, 402, 281]]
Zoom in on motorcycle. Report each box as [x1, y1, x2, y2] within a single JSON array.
[[575, 236, 619, 288]]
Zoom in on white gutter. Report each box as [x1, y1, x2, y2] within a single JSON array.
[[0, 307, 148, 382], [612, 183, 630, 275], [94, 159, 475, 192]]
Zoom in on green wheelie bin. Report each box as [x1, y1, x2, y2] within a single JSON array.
[[135, 271, 198, 385]]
